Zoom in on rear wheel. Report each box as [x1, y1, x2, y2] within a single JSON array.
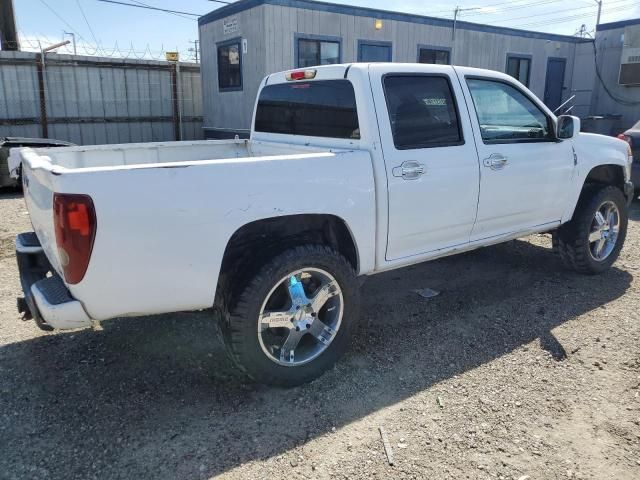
[[554, 186, 628, 274], [219, 245, 360, 387]]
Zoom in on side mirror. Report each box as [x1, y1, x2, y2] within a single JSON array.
[[557, 115, 580, 139]]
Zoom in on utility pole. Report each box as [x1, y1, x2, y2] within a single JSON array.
[[452, 6, 460, 65], [188, 39, 199, 63], [594, 0, 602, 26], [452, 5, 480, 65], [64, 31, 77, 55], [0, 0, 20, 51]]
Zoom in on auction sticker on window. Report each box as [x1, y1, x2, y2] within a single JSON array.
[[423, 97, 447, 106]]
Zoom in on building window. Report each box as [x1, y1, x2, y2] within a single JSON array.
[[418, 47, 450, 65], [383, 75, 463, 150], [358, 40, 392, 62], [297, 36, 341, 68], [217, 39, 242, 91], [506, 55, 531, 87]]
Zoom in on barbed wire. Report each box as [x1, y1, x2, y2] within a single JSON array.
[[5, 34, 198, 62]]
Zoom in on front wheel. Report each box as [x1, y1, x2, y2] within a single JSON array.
[[553, 185, 628, 274], [219, 245, 360, 387]]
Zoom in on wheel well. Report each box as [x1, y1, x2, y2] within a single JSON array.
[[217, 214, 358, 301], [584, 164, 625, 192]]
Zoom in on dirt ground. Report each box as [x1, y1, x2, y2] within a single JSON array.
[[0, 190, 639, 480]]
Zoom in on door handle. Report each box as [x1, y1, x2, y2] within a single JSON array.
[[392, 161, 426, 180], [483, 153, 508, 170]]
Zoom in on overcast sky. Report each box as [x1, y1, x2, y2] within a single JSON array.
[[14, 0, 640, 60]]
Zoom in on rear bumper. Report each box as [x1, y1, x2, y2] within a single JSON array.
[[16, 232, 92, 330]]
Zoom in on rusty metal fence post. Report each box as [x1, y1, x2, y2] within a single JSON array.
[[35, 53, 49, 138], [170, 62, 182, 141]]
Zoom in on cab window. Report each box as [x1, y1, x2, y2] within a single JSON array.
[[466, 78, 552, 143], [383, 75, 463, 150], [254, 80, 359, 139]]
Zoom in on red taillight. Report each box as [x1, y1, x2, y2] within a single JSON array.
[[53, 193, 96, 284], [289, 71, 306, 80], [285, 69, 317, 81]]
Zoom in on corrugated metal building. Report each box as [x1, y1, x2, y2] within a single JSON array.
[[198, 0, 595, 138], [588, 18, 640, 133]]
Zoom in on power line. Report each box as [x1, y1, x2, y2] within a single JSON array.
[[463, 0, 564, 17], [128, 0, 197, 20], [488, 0, 635, 25], [424, 0, 560, 16], [95, 0, 202, 17], [76, 0, 101, 48], [37, 0, 91, 45], [515, 14, 597, 28], [512, 5, 631, 28]]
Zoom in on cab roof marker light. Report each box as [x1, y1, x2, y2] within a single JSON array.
[[286, 69, 317, 81]]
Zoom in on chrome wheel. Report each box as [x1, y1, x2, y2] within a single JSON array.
[[588, 201, 620, 261], [257, 268, 343, 367]]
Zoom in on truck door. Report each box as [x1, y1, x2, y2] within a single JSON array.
[[368, 65, 481, 261], [458, 72, 575, 241]]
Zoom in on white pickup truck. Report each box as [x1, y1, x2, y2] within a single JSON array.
[[13, 63, 634, 386]]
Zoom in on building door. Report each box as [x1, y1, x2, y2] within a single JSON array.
[[543, 57, 566, 111], [358, 41, 392, 62]]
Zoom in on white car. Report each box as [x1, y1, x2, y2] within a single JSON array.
[[13, 63, 635, 386]]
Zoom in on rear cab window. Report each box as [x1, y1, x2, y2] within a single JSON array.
[[382, 75, 463, 150], [254, 80, 360, 139]]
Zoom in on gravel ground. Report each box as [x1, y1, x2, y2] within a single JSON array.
[[1, 190, 639, 480]]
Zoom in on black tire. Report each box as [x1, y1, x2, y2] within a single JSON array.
[[553, 185, 628, 275], [219, 244, 360, 387]]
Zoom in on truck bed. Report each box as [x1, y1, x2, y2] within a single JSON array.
[[11, 139, 329, 172], [16, 138, 375, 323]]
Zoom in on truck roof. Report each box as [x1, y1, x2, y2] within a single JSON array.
[[266, 62, 515, 86]]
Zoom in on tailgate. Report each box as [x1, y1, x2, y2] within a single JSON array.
[[16, 148, 64, 276]]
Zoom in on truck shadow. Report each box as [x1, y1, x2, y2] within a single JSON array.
[[629, 197, 640, 221], [0, 238, 633, 479], [0, 189, 23, 199]]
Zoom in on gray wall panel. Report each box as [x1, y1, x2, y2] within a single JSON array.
[[199, 4, 266, 134], [589, 25, 640, 132]]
